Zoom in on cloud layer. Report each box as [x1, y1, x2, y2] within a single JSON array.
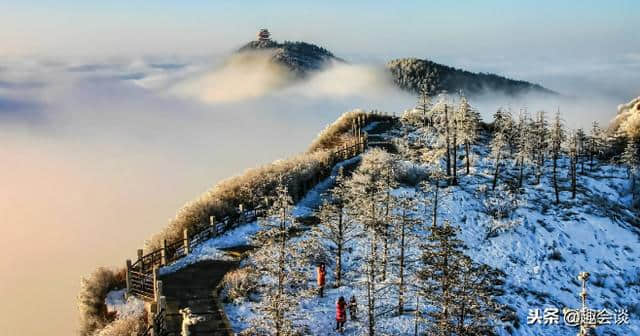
[[0, 51, 636, 336]]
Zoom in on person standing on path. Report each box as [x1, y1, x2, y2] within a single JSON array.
[[336, 296, 347, 332], [317, 263, 326, 297], [348, 295, 357, 321]]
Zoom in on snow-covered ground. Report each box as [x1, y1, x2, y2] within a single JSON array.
[[159, 221, 261, 275], [105, 289, 145, 318], [183, 123, 639, 335]]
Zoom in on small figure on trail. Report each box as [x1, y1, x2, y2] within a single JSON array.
[[179, 307, 205, 336], [348, 295, 357, 321], [336, 296, 347, 333], [317, 262, 326, 297]]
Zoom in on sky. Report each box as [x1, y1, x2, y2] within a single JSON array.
[[0, 1, 638, 335], [3, 1, 639, 98]]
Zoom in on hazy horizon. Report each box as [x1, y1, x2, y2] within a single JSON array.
[[1, 1, 639, 335]]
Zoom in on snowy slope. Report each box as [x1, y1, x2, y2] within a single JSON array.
[[195, 124, 639, 335]]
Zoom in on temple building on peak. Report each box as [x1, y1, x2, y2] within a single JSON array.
[[257, 28, 271, 41]]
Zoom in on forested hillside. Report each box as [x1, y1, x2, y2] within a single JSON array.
[[218, 94, 639, 335], [387, 58, 556, 96]]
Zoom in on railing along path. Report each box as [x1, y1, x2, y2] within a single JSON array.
[[127, 111, 398, 335]]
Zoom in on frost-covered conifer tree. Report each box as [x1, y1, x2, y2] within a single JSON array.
[[417, 81, 434, 128], [431, 95, 454, 179], [417, 221, 464, 335], [621, 139, 639, 206], [250, 182, 305, 336], [550, 112, 566, 204], [449, 93, 475, 185], [531, 111, 549, 184], [417, 221, 504, 336], [566, 130, 579, 199], [391, 192, 419, 315], [490, 109, 511, 190], [312, 168, 358, 287], [457, 94, 480, 175], [346, 149, 396, 336], [420, 167, 449, 227], [589, 121, 603, 171], [450, 257, 505, 335], [576, 128, 588, 174], [514, 110, 534, 188]]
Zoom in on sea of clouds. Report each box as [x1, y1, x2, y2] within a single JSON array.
[[0, 49, 637, 336]]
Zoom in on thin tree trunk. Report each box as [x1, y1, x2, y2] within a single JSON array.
[[442, 237, 450, 336], [336, 206, 343, 287], [465, 141, 471, 174], [452, 127, 458, 185], [276, 208, 286, 336], [492, 153, 501, 191], [382, 188, 390, 282], [398, 206, 406, 315], [414, 296, 420, 336], [590, 139, 595, 171], [432, 183, 439, 227], [445, 105, 451, 177], [553, 154, 560, 204], [536, 151, 543, 184], [368, 238, 376, 336], [518, 157, 524, 188], [571, 157, 577, 199]]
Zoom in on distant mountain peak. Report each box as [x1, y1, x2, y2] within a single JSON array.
[[237, 32, 341, 76], [387, 57, 556, 96]]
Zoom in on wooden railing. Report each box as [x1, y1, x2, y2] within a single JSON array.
[[138, 300, 168, 336], [125, 135, 370, 301], [123, 110, 398, 334]]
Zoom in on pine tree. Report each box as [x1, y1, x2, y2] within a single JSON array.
[[514, 110, 534, 189], [417, 221, 504, 336], [313, 168, 358, 287], [417, 80, 434, 128], [418, 221, 465, 336], [490, 109, 510, 191], [250, 182, 305, 336], [450, 257, 505, 335], [346, 149, 396, 336], [550, 112, 566, 204], [420, 168, 449, 227], [589, 121, 603, 171], [392, 192, 419, 315], [457, 95, 480, 175], [430, 95, 454, 179], [576, 128, 587, 174], [449, 93, 478, 184], [566, 130, 579, 199], [531, 111, 549, 184], [622, 139, 640, 206]]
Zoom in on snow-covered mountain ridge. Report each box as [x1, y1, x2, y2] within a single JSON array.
[[161, 105, 639, 335]]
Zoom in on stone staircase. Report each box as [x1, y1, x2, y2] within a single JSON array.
[[160, 260, 236, 336]]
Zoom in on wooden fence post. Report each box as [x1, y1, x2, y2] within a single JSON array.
[[149, 301, 157, 336], [154, 278, 163, 303], [125, 259, 132, 297], [363, 132, 368, 151], [137, 249, 144, 271], [210, 216, 216, 237], [155, 296, 167, 336], [160, 240, 167, 266], [183, 228, 190, 255], [158, 295, 166, 312]]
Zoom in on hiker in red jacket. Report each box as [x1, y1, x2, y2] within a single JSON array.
[[336, 296, 347, 332], [317, 263, 326, 297]]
